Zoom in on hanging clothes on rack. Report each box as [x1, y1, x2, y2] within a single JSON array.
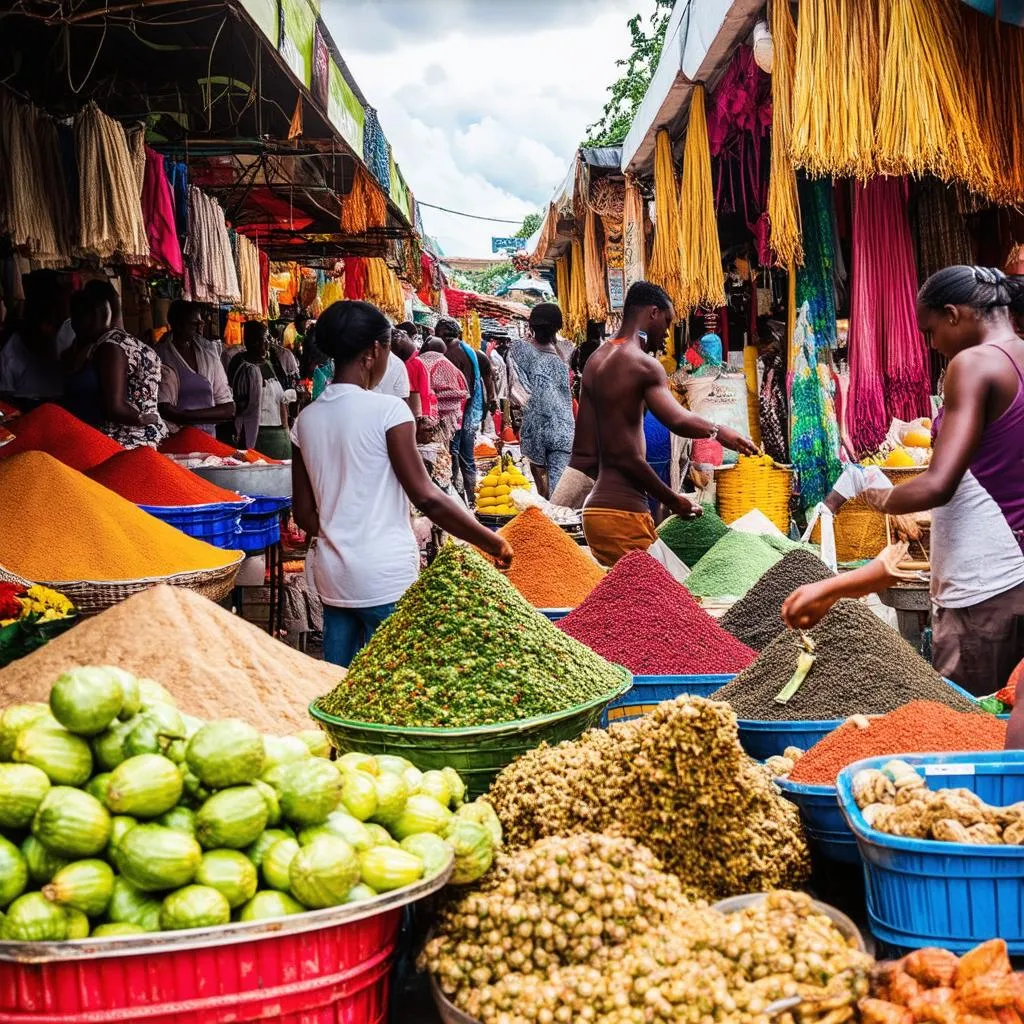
[[185, 187, 240, 305], [142, 146, 183, 275]]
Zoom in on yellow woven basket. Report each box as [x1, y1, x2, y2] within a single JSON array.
[[812, 466, 925, 562], [715, 460, 793, 533]]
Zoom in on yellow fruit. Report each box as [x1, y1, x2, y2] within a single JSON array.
[[495, 485, 511, 497], [499, 472, 512, 485], [479, 486, 497, 498], [902, 428, 932, 448], [883, 447, 916, 468]]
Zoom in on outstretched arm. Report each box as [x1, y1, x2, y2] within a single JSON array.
[[387, 422, 512, 567], [642, 360, 759, 454], [866, 358, 985, 515]]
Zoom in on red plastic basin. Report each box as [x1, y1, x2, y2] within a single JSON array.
[[0, 909, 397, 1023], [0, 862, 453, 1023]]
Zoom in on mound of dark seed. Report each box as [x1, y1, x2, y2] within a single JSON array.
[[720, 550, 835, 651], [712, 598, 979, 720]]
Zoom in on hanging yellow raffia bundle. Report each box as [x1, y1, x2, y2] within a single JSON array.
[[766, 0, 803, 267], [678, 86, 725, 313], [365, 258, 405, 322], [566, 238, 588, 342], [555, 256, 571, 314], [791, 0, 877, 179], [622, 174, 646, 287], [648, 130, 685, 313], [341, 165, 389, 234], [875, 0, 991, 193], [583, 208, 609, 321]]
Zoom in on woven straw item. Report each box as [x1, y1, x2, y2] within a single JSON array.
[[715, 462, 793, 532], [811, 466, 925, 562], [0, 554, 243, 617]]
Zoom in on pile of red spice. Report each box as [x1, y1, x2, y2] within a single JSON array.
[[788, 700, 1006, 785], [158, 426, 280, 464], [556, 549, 757, 675], [87, 447, 244, 506], [0, 403, 122, 472]]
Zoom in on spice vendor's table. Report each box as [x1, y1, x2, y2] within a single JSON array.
[[879, 579, 931, 656]]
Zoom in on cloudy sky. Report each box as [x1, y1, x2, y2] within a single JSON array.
[[322, 0, 645, 257]]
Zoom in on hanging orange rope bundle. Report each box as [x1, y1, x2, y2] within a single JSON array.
[[647, 130, 685, 313]]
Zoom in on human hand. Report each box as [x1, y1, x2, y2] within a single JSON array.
[[668, 493, 703, 519], [718, 427, 760, 456], [489, 536, 513, 569], [781, 581, 836, 630]]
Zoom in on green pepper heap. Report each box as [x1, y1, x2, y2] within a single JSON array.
[[316, 546, 624, 728]]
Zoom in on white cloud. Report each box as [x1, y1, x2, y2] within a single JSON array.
[[321, 0, 644, 257]]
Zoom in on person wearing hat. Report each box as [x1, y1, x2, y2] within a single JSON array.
[[509, 303, 576, 496]]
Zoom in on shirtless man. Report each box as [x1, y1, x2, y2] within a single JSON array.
[[572, 280, 758, 567]]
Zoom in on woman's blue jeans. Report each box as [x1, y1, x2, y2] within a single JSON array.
[[322, 602, 397, 668]]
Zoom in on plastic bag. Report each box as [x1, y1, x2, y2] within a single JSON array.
[[682, 370, 750, 465], [830, 463, 892, 502], [646, 538, 691, 583], [801, 504, 837, 571]]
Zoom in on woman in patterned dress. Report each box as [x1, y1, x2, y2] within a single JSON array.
[[509, 303, 575, 497], [94, 324, 167, 449]]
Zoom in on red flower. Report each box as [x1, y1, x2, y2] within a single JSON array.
[[0, 583, 25, 620]]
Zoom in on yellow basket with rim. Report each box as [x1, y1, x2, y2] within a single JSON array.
[[715, 459, 793, 533], [812, 466, 925, 562]]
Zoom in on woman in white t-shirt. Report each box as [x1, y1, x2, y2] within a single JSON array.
[[291, 300, 512, 667]]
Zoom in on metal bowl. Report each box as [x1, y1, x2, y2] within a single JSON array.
[[189, 462, 292, 499], [711, 892, 866, 951]]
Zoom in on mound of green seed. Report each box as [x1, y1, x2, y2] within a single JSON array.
[[315, 545, 625, 728], [657, 503, 728, 567]]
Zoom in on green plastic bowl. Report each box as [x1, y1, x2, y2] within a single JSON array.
[[309, 667, 632, 798]]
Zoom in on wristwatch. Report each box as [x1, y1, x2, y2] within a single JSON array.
[[707, 423, 720, 441]]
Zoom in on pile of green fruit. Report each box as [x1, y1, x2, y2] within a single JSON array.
[[0, 666, 500, 942]]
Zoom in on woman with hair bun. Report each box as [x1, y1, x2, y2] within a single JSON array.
[[784, 265, 1024, 702], [290, 300, 512, 667]]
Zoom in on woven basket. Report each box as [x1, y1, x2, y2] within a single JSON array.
[[812, 466, 925, 562], [715, 462, 793, 533], [0, 554, 244, 617]]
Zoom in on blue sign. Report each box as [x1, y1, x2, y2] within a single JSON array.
[[492, 237, 526, 253]]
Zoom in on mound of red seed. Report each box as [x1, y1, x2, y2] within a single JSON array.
[[557, 550, 757, 675]]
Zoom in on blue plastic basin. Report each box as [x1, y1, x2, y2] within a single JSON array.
[[837, 751, 1024, 954], [774, 776, 859, 863], [601, 674, 736, 727], [539, 608, 571, 623], [736, 718, 842, 760]]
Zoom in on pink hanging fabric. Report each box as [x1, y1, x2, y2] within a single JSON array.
[[847, 178, 932, 456], [142, 147, 183, 275]]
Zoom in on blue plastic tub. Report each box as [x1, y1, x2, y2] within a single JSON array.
[[736, 718, 842, 761], [539, 608, 571, 623], [601, 674, 736, 727], [140, 501, 247, 549], [774, 776, 859, 863], [837, 751, 1024, 954]]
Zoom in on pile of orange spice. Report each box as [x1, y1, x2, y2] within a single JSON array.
[[491, 506, 604, 609]]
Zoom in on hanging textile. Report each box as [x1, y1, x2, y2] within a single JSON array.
[[233, 231, 263, 315], [648, 130, 685, 313], [362, 108, 391, 191], [622, 175, 646, 288], [707, 45, 772, 247], [583, 208, 608, 321], [566, 239, 587, 342], [789, 178, 842, 509], [365, 258, 404, 321], [259, 249, 270, 315], [141, 146, 183, 275], [164, 158, 189, 239], [0, 91, 71, 267], [767, 0, 802, 267], [75, 102, 149, 263], [184, 187, 240, 305], [341, 164, 389, 234], [914, 180, 973, 283], [345, 257, 368, 301], [679, 85, 726, 313]]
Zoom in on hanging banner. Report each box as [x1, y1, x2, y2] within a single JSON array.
[[311, 21, 329, 109], [328, 59, 365, 156], [280, 0, 315, 87], [607, 268, 625, 310], [389, 150, 410, 218], [240, 0, 279, 47]]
